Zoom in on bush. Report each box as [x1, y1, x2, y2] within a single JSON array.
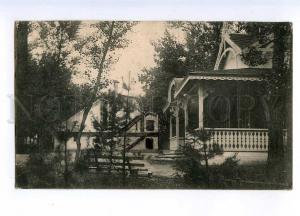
[[16, 165, 29, 188], [174, 129, 223, 186], [174, 145, 208, 185], [74, 153, 89, 174], [22, 152, 57, 188], [16, 144, 75, 188], [219, 153, 240, 179]]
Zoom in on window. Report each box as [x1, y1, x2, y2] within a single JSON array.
[[171, 85, 175, 101], [146, 120, 155, 131], [145, 138, 154, 149], [219, 49, 236, 70]]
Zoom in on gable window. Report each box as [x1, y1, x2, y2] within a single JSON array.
[[171, 85, 175, 101], [145, 138, 154, 149], [146, 120, 155, 131], [219, 49, 236, 70]]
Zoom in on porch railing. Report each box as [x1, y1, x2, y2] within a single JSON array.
[[203, 128, 287, 152], [205, 128, 269, 152]]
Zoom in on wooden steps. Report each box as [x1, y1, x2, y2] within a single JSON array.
[[150, 152, 184, 163], [86, 153, 152, 177], [86, 153, 144, 160], [88, 161, 145, 167]]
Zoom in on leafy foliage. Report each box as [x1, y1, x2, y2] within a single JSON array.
[[138, 22, 223, 145], [15, 21, 82, 152], [91, 90, 137, 174], [234, 22, 292, 179], [241, 47, 268, 66], [219, 153, 240, 179], [71, 21, 136, 161], [174, 129, 222, 185], [171, 22, 223, 71], [138, 31, 186, 113], [73, 21, 136, 90], [17, 148, 63, 188]]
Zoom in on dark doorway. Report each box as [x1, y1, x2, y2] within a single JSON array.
[[145, 138, 154, 149]]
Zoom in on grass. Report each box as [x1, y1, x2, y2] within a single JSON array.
[[16, 158, 291, 189], [16, 170, 291, 190]]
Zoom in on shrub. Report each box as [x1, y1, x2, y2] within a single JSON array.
[[219, 153, 240, 179], [74, 152, 89, 174], [23, 152, 57, 188], [174, 129, 223, 186], [15, 165, 29, 188]]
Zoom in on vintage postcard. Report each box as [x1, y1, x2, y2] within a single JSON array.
[[15, 21, 292, 189]]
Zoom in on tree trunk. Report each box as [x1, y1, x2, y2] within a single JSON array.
[[15, 22, 29, 154], [74, 22, 115, 162], [265, 23, 290, 181], [75, 105, 92, 162]]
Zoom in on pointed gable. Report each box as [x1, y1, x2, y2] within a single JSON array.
[[214, 33, 273, 70], [229, 33, 257, 50]]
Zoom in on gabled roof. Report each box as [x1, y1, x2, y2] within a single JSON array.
[[173, 78, 185, 91], [173, 68, 271, 98], [229, 33, 257, 50], [163, 31, 274, 113], [214, 32, 273, 70]]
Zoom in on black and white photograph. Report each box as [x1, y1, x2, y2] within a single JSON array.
[[2, 1, 300, 216], [15, 21, 292, 189]]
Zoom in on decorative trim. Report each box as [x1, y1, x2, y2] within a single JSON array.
[[174, 74, 264, 98], [163, 79, 177, 112], [214, 47, 238, 70], [224, 34, 242, 54]]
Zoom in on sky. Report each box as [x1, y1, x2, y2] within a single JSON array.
[[107, 21, 184, 96], [108, 21, 167, 96], [29, 21, 185, 96]]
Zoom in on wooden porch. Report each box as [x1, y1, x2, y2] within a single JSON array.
[[166, 70, 287, 153], [183, 128, 288, 152]]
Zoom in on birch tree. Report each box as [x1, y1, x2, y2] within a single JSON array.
[[74, 21, 135, 162]]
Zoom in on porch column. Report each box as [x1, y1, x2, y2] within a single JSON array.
[[183, 99, 188, 131], [169, 115, 172, 139], [198, 84, 204, 129], [175, 107, 180, 148]]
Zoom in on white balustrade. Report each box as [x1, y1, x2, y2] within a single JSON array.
[[204, 128, 270, 152], [175, 128, 288, 152]]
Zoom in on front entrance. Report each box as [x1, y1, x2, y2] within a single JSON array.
[[145, 138, 154, 149]]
